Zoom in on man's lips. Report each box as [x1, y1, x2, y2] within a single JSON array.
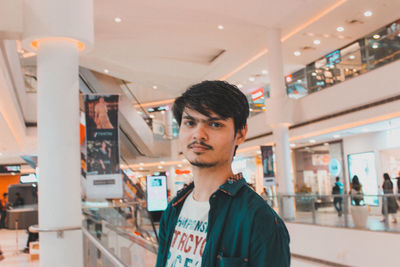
[[188, 141, 213, 152]]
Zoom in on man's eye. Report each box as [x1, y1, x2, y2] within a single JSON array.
[[184, 120, 195, 126], [210, 122, 222, 127]]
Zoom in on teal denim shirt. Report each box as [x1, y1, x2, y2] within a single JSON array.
[[156, 174, 291, 267]]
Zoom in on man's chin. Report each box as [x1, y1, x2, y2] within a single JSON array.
[[189, 160, 217, 168]]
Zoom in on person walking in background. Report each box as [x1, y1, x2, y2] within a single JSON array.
[[0, 193, 8, 228], [381, 173, 399, 223], [332, 177, 344, 216], [13, 192, 25, 208], [395, 171, 400, 201], [350, 175, 363, 206]]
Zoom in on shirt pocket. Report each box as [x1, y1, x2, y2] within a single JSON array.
[[217, 254, 248, 267]]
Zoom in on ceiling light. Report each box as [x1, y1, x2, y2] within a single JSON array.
[[297, 79, 302, 83], [114, 17, 122, 23], [160, 161, 165, 164], [311, 72, 317, 76], [309, 139, 316, 143], [262, 70, 268, 74], [373, 34, 380, 39], [104, 69, 109, 74], [237, 84, 243, 89], [139, 167, 144, 170], [333, 134, 340, 138], [139, 163, 144, 166], [372, 43, 379, 49], [336, 27, 344, 32], [349, 55, 355, 60], [313, 39, 321, 45], [290, 144, 296, 148], [158, 166, 163, 169], [364, 11, 372, 17], [153, 85, 158, 89], [177, 164, 182, 168], [217, 25, 224, 30], [249, 77, 255, 82], [294, 51, 301, 56]]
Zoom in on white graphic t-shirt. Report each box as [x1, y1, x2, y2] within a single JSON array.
[[166, 192, 210, 267]]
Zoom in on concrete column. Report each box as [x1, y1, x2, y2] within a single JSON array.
[[265, 28, 295, 220], [37, 40, 82, 267], [22, 0, 93, 266], [163, 108, 174, 139]]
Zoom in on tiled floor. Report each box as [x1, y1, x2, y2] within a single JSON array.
[[0, 229, 39, 267]]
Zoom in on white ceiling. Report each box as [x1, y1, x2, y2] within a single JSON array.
[[78, 0, 400, 104]]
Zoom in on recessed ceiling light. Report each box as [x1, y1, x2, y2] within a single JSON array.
[[217, 25, 224, 30], [104, 69, 109, 73], [237, 84, 243, 89], [249, 77, 255, 82], [373, 34, 380, 39], [294, 51, 301, 56], [349, 55, 356, 60], [158, 166, 163, 169], [311, 72, 317, 76], [333, 134, 341, 138], [114, 17, 122, 23], [153, 85, 158, 89], [364, 11, 372, 17], [160, 161, 165, 164], [313, 39, 321, 45], [139, 163, 144, 166], [309, 139, 316, 143], [139, 167, 144, 170], [177, 164, 182, 168], [262, 69, 268, 74], [336, 27, 344, 32]]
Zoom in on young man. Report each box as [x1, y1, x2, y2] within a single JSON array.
[[156, 81, 290, 267]]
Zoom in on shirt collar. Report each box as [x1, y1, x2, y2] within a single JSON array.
[[172, 173, 246, 207]]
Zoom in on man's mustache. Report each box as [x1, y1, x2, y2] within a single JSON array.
[[188, 141, 213, 150]]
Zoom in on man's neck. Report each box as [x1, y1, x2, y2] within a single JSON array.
[[191, 163, 234, 202]]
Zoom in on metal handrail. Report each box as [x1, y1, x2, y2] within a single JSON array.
[[82, 227, 128, 267], [29, 225, 81, 238]]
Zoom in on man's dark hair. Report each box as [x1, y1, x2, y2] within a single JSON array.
[[173, 80, 249, 133]]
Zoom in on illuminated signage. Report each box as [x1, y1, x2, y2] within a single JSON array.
[[0, 165, 21, 174], [325, 50, 341, 66]]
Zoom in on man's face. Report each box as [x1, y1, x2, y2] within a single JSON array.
[[178, 108, 247, 168]]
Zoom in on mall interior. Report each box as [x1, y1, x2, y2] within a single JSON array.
[[0, 0, 400, 266]]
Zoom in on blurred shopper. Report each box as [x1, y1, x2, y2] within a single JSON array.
[[396, 171, 400, 200], [332, 177, 344, 216], [381, 173, 398, 223], [13, 192, 25, 208], [350, 175, 363, 206], [0, 193, 8, 228], [156, 81, 290, 267]]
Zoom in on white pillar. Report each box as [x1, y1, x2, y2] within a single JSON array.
[[163, 108, 174, 139], [37, 40, 82, 267], [265, 28, 295, 220], [22, 0, 93, 266]]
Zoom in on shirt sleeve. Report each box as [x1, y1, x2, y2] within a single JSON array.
[[248, 208, 291, 266]]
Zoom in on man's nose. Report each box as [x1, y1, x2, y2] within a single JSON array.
[[193, 123, 208, 141]]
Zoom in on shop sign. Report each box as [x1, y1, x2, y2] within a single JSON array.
[[328, 158, 341, 176], [387, 20, 400, 39], [0, 165, 20, 174], [251, 88, 264, 102]]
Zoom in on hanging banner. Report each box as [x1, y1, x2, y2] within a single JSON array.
[[261, 146, 275, 186], [84, 95, 122, 199]]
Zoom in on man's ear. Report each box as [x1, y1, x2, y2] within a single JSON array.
[[235, 125, 248, 146]]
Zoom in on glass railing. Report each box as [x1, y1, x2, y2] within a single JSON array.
[[272, 193, 400, 233], [82, 202, 158, 267]]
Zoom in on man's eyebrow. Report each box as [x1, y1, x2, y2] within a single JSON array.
[[183, 111, 227, 121]]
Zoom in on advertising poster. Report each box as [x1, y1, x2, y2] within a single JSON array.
[[348, 152, 379, 206], [146, 175, 168, 212], [261, 146, 275, 186], [84, 95, 123, 199]]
